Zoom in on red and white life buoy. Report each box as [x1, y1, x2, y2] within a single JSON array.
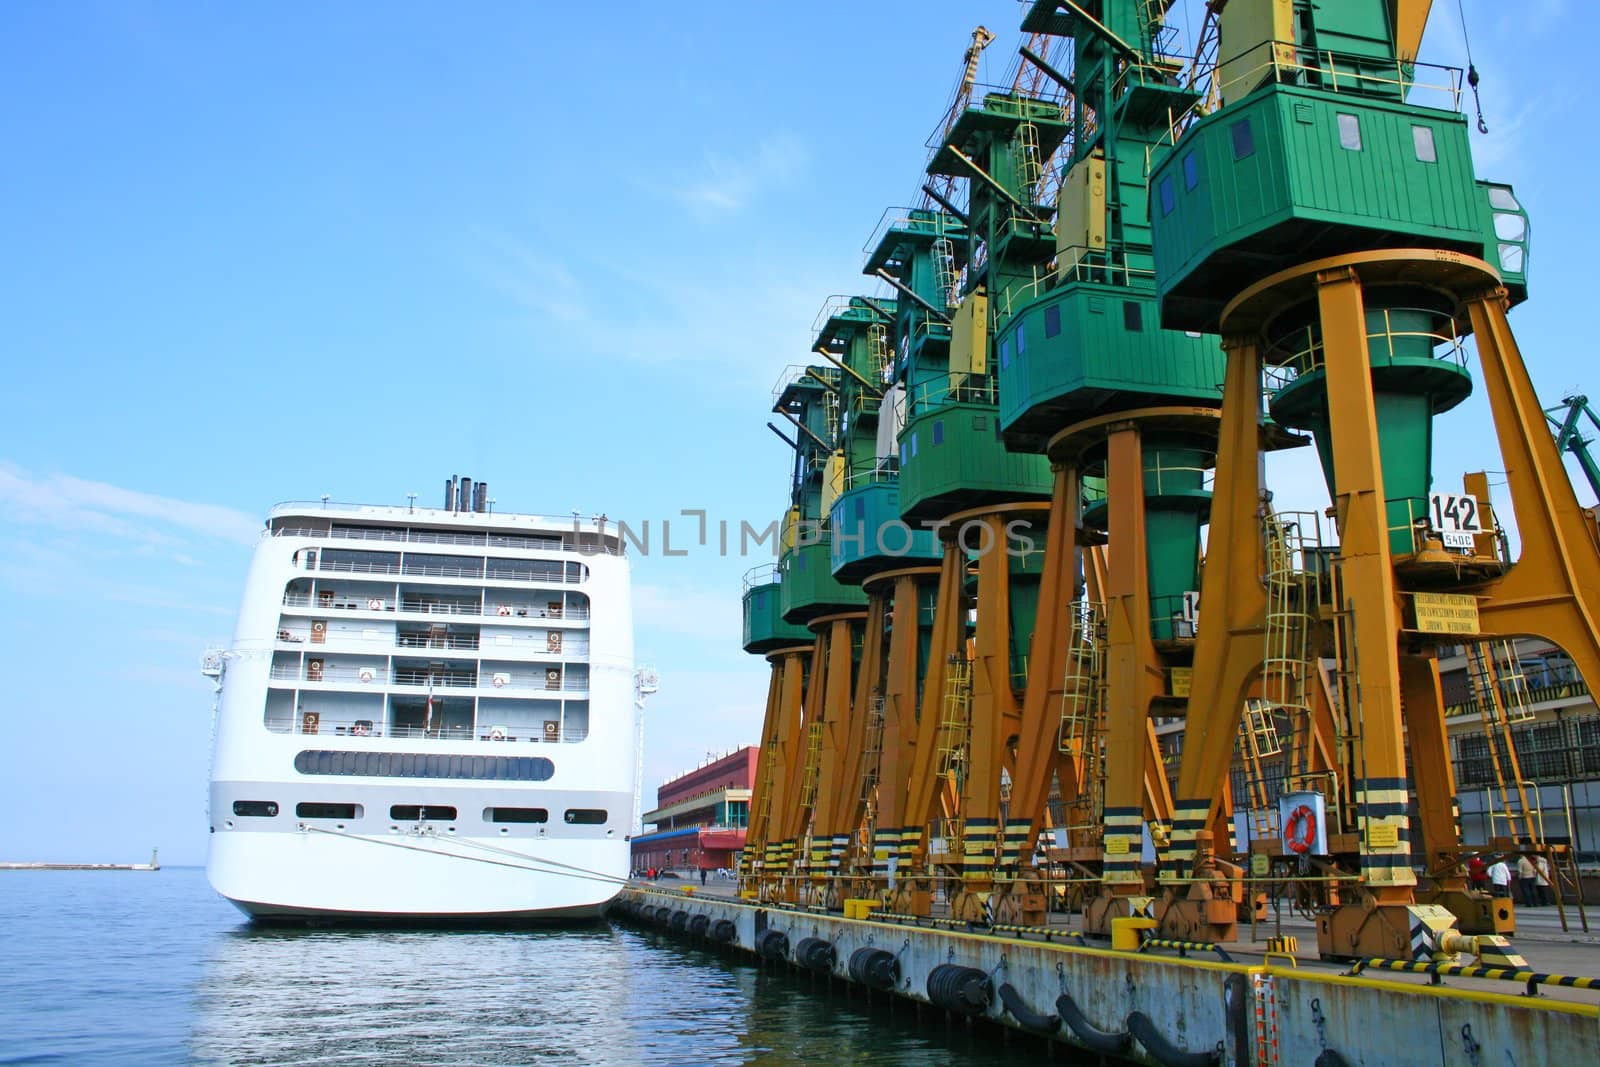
[[367, 598, 383, 611], [1284, 804, 1317, 855]]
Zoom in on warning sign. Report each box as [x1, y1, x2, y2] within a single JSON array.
[[1413, 592, 1479, 635], [1170, 667, 1193, 697]]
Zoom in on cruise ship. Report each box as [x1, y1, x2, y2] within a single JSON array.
[[205, 476, 646, 921]]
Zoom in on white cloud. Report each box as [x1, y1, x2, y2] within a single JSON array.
[[0, 462, 259, 546], [666, 135, 810, 219]]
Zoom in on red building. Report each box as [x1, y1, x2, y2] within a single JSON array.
[[630, 746, 756, 876]]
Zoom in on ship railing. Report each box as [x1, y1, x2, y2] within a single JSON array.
[[280, 592, 590, 622], [274, 521, 613, 555], [272, 663, 592, 692], [861, 205, 960, 260], [265, 716, 588, 743]]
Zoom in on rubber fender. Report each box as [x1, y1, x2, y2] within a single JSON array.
[[637, 905, 655, 922], [668, 910, 690, 933], [1055, 992, 1130, 1055], [687, 913, 710, 938], [1314, 1051, 1353, 1067], [847, 947, 900, 990], [793, 936, 836, 974], [755, 928, 790, 962], [996, 983, 1059, 1035], [926, 963, 992, 1017], [707, 919, 737, 945], [1126, 1011, 1222, 1067]]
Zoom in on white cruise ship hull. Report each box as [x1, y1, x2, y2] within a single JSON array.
[[209, 827, 626, 921], [204, 492, 640, 923]]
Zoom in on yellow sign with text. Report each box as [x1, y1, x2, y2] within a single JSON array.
[[1105, 836, 1132, 855], [1413, 592, 1479, 635], [1170, 667, 1193, 697], [1367, 823, 1400, 849]]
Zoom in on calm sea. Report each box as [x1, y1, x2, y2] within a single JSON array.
[[0, 868, 1055, 1065]]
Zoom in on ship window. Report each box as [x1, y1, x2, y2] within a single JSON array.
[[1337, 113, 1362, 151], [1182, 153, 1198, 191], [1412, 124, 1436, 162], [932, 421, 944, 446], [232, 800, 279, 817], [1044, 305, 1061, 338], [297, 802, 359, 819], [1230, 119, 1254, 160], [391, 804, 457, 821], [564, 808, 607, 825], [487, 807, 549, 823], [1158, 177, 1175, 216], [294, 749, 555, 781]]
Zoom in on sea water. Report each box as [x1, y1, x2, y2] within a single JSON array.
[[0, 868, 1059, 1065]]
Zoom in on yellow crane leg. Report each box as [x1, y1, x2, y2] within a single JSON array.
[[1166, 338, 1268, 893], [1464, 287, 1600, 707]]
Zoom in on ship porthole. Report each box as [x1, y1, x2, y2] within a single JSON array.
[[226, 820, 235, 829], [606, 829, 615, 837], [499, 828, 509, 834]]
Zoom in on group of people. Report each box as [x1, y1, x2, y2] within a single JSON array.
[[1467, 852, 1555, 906]]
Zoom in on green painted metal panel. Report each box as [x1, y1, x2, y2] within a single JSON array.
[[742, 580, 812, 654], [997, 284, 1224, 445], [829, 481, 940, 581], [896, 402, 1052, 522], [779, 541, 868, 624], [1153, 86, 1488, 329]]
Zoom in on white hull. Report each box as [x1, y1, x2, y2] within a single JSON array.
[[204, 495, 639, 923], [209, 829, 625, 921]]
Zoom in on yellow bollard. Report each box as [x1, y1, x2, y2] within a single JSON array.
[[1111, 917, 1157, 951]]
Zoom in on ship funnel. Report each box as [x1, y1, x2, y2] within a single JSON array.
[[473, 482, 488, 513], [459, 476, 473, 513]]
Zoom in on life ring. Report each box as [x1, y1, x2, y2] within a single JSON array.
[[497, 605, 513, 617], [358, 667, 375, 683], [367, 598, 383, 611], [1284, 804, 1317, 855], [311, 621, 327, 633], [488, 725, 507, 741]]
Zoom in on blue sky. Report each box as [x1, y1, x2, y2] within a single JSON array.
[[1, 1, 1593, 865]]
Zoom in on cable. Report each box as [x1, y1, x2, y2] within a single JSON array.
[[299, 825, 631, 888], [1456, 0, 1489, 133]]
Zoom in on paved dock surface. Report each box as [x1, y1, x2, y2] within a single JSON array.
[[641, 879, 1600, 1006]]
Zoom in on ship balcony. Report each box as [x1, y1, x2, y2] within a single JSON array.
[[280, 590, 590, 623], [829, 481, 938, 582], [294, 548, 589, 586], [264, 710, 588, 744], [741, 566, 813, 654], [778, 540, 867, 625], [268, 663, 590, 694]]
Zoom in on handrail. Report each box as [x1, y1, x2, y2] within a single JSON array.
[[1349, 957, 1600, 997], [1262, 306, 1467, 389], [271, 664, 591, 692], [266, 715, 587, 743], [1161, 40, 1465, 149], [279, 592, 590, 622]]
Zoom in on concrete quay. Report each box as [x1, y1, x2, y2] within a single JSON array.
[[616, 883, 1599, 1066]]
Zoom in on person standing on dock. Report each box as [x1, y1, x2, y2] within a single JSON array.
[[1516, 854, 1539, 906], [1488, 857, 1512, 898], [1534, 854, 1553, 906]]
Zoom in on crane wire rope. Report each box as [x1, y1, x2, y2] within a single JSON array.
[[1455, 0, 1489, 133]]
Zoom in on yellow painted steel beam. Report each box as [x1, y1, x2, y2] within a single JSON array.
[[1315, 263, 1413, 896], [1166, 338, 1269, 879], [1007, 465, 1082, 854]]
